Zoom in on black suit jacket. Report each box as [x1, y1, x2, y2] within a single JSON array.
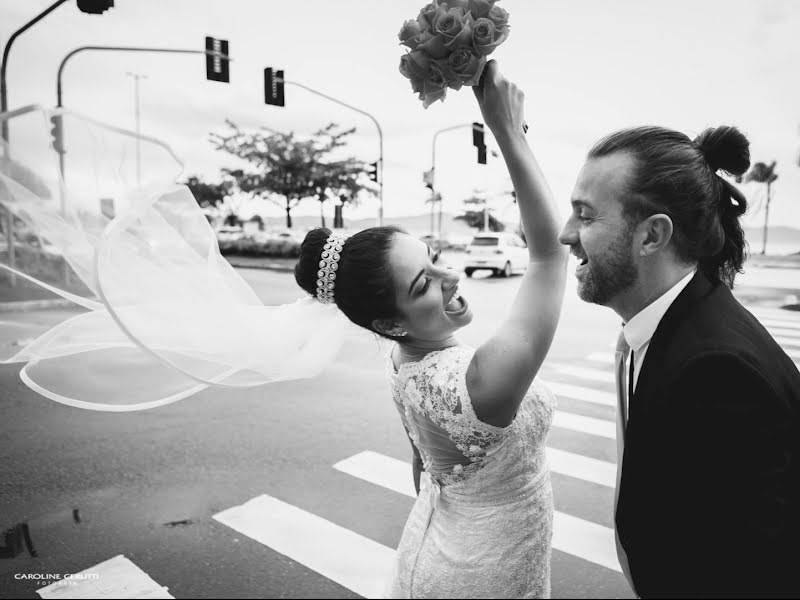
[[616, 271, 800, 598]]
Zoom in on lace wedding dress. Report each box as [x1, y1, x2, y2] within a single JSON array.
[[386, 345, 556, 599]]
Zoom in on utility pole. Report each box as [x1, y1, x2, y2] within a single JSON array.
[[126, 72, 148, 185]]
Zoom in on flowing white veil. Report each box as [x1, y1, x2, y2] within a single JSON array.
[[0, 106, 350, 411]]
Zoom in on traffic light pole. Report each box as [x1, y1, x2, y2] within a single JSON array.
[[1, 0, 69, 287], [431, 124, 474, 246], [278, 79, 384, 227], [1, 0, 69, 148]]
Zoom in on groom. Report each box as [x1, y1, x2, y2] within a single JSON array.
[[559, 125, 799, 597]]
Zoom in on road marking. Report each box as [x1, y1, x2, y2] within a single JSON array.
[[546, 447, 616, 487], [36, 554, 173, 599], [541, 380, 616, 407], [767, 327, 800, 339], [335, 449, 615, 493], [553, 410, 616, 440], [334, 452, 621, 573], [586, 352, 615, 365], [759, 318, 800, 330], [774, 336, 800, 348], [552, 365, 613, 384], [213, 495, 394, 599]]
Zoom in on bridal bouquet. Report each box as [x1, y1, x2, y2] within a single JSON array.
[[398, 0, 510, 108]]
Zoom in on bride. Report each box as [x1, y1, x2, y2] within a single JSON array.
[[293, 61, 567, 598]]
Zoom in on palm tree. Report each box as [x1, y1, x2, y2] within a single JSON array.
[[739, 161, 778, 255]]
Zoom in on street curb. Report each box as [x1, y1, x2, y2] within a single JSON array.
[[0, 298, 80, 312], [224, 259, 295, 273]]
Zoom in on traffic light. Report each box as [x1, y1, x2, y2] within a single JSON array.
[[368, 161, 379, 183], [205, 37, 230, 83], [472, 122, 484, 147], [264, 67, 285, 106], [50, 114, 64, 155], [422, 168, 434, 190], [472, 122, 487, 164], [77, 0, 114, 14]]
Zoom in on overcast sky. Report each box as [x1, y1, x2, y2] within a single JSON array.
[[2, 0, 799, 229]]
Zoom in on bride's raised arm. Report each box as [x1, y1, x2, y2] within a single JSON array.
[[467, 61, 568, 427]]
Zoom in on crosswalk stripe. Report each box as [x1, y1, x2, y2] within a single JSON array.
[[213, 495, 395, 599], [547, 447, 616, 487], [36, 554, 173, 599], [334, 452, 621, 573], [766, 327, 800, 339], [554, 410, 616, 439], [774, 336, 800, 348], [335, 449, 616, 492], [553, 365, 613, 384], [759, 318, 800, 330], [586, 352, 615, 365], [541, 380, 616, 406]]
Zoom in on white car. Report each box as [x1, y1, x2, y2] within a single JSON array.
[[464, 232, 528, 277]]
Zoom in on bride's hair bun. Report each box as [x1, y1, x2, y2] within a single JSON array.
[[294, 225, 408, 341], [693, 126, 750, 177]]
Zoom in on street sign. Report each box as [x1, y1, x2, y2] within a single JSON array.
[[205, 37, 230, 83], [264, 68, 285, 106]]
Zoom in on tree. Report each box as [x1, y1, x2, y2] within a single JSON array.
[[211, 121, 369, 229], [739, 161, 778, 255], [455, 188, 506, 232], [312, 157, 376, 227], [182, 175, 232, 209]]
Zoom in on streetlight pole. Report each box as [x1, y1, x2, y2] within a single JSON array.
[[277, 79, 384, 226], [431, 123, 474, 247], [125, 72, 148, 186]]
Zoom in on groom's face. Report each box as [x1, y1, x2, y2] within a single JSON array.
[[559, 152, 639, 306]]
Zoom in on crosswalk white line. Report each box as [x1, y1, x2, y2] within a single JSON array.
[[553, 410, 616, 440], [334, 452, 621, 573], [586, 352, 615, 365], [541, 380, 616, 407], [553, 365, 613, 384], [214, 495, 395, 599], [774, 336, 800, 348], [759, 318, 800, 330], [547, 448, 616, 487], [766, 327, 800, 339], [37, 554, 173, 599], [336, 450, 616, 492], [785, 348, 800, 360]]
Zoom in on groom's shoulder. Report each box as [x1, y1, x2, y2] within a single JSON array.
[[663, 284, 799, 394]]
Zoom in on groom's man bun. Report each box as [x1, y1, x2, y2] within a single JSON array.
[[588, 125, 751, 288], [294, 225, 407, 341]]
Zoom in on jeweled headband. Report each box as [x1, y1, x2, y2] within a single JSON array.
[[316, 232, 348, 304]]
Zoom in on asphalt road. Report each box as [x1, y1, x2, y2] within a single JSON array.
[[1, 264, 798, 599]]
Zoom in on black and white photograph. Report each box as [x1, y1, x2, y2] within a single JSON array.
[[1, 1, 799, 598]]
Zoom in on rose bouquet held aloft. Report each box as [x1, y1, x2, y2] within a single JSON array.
[[398, 0, 510, 108]]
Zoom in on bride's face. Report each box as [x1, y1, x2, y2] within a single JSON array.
[[387, 233, 473, 341]]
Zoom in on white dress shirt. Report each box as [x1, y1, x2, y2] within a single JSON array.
[[623, 269, 696, 394]]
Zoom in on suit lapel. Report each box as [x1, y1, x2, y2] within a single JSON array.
[[631, 271, 714, 408]]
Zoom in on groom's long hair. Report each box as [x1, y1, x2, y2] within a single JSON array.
[[588, 125, 750, 288]]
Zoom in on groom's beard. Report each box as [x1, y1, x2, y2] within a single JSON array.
[[577, 226, 638, 306]]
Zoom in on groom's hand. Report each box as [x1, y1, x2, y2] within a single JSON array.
[[473, 60, 527, 140]]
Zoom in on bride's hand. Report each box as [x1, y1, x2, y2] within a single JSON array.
[[473, 60, 527, 140]]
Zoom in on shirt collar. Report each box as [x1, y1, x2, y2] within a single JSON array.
[[623, 269, 696, 353]]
